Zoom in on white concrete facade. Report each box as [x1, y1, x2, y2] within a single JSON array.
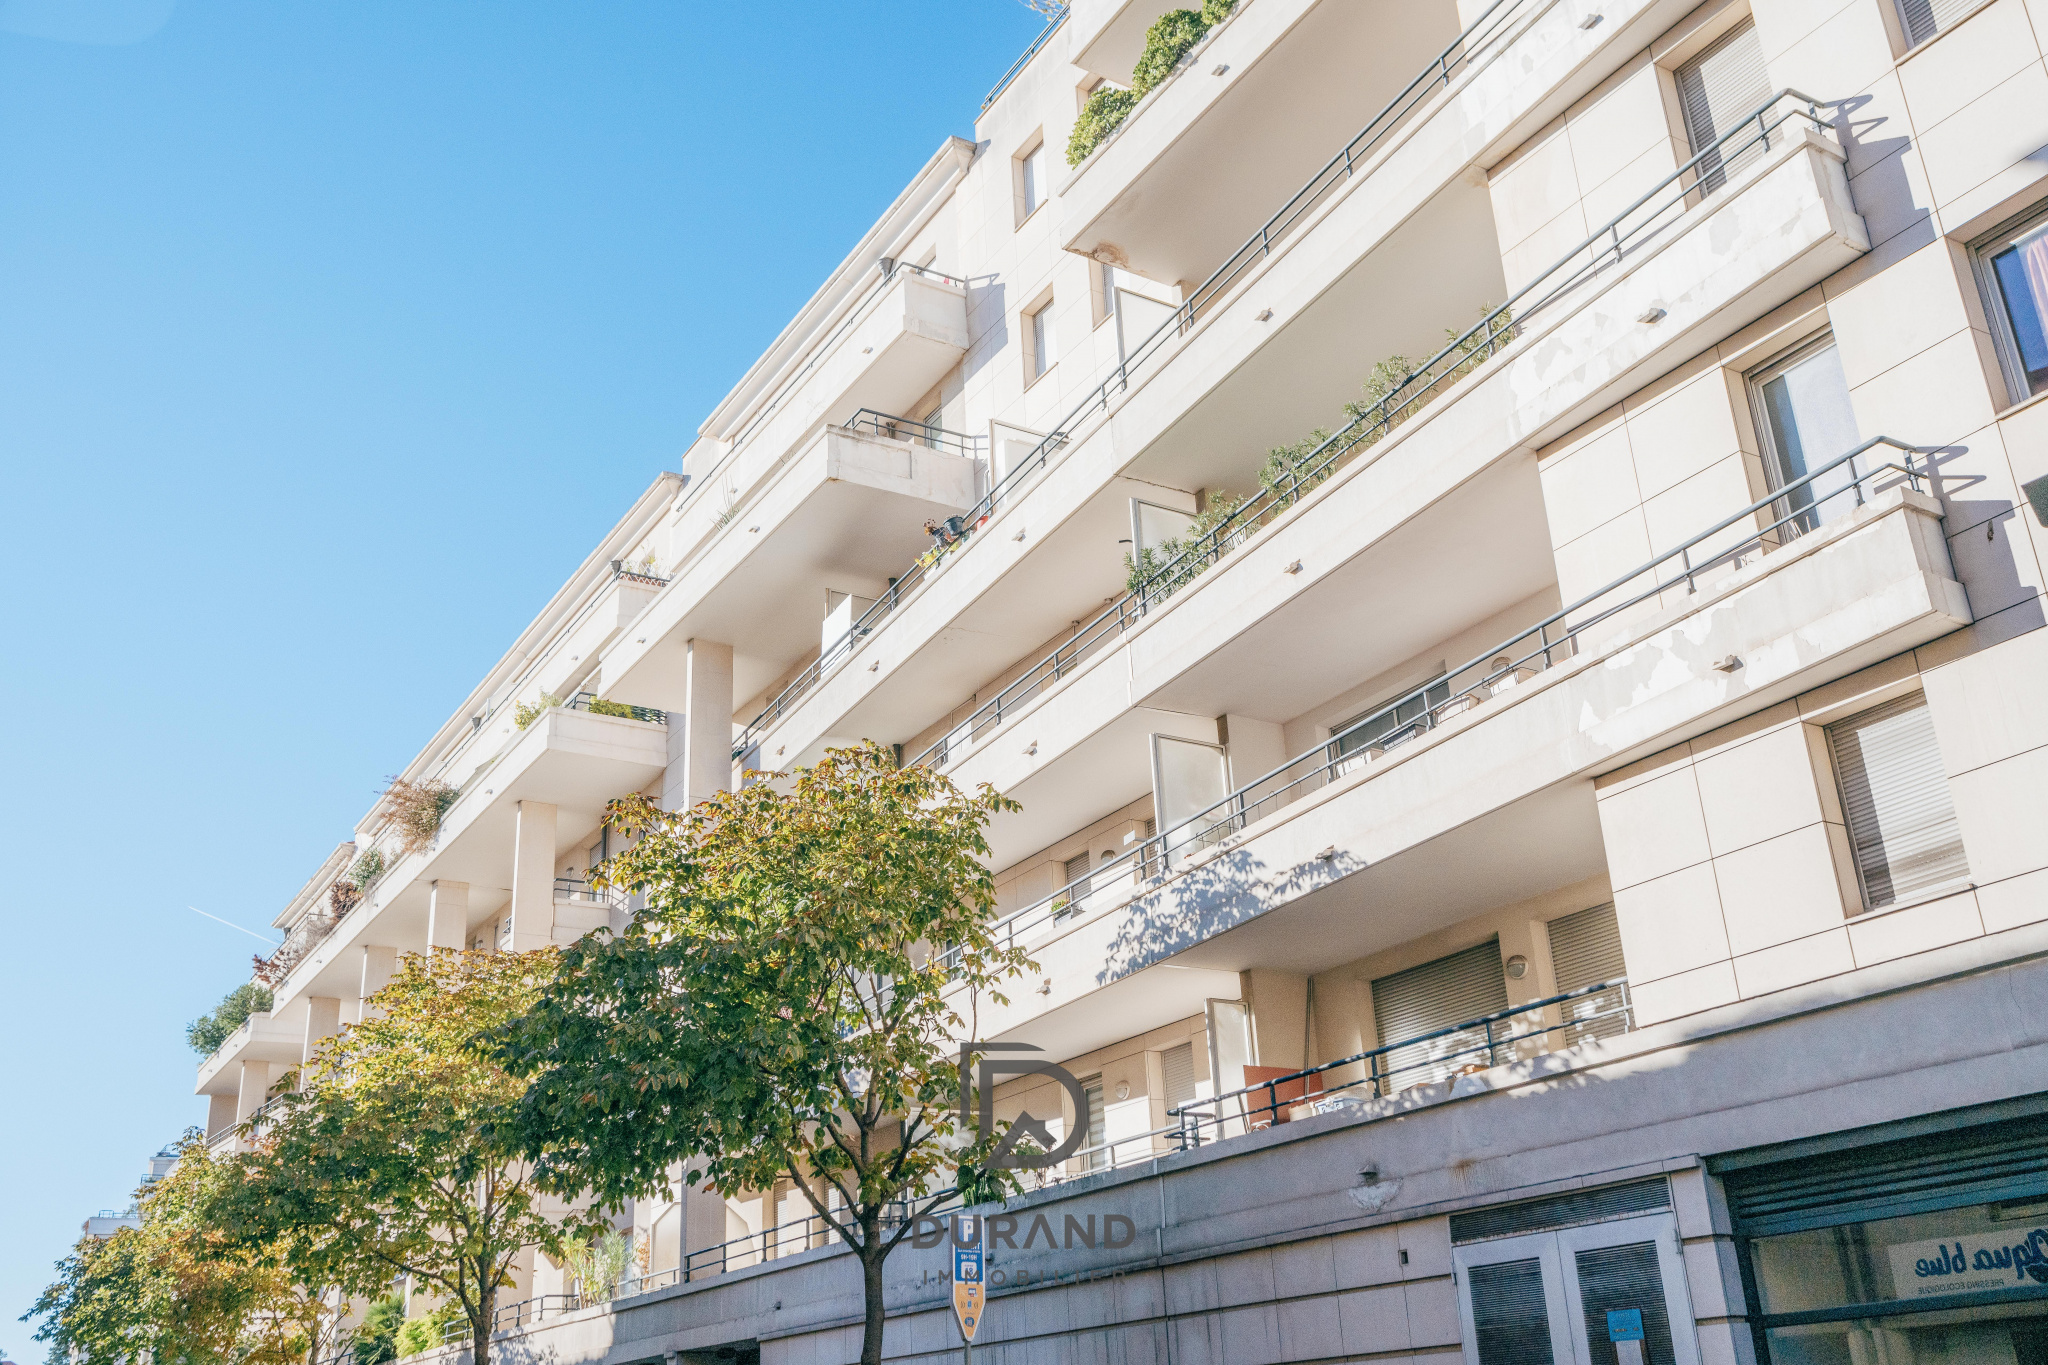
[[193, 0, 2048, 1360]]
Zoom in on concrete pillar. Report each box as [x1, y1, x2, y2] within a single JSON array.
[[1242, 969, 1310, 1071], [206, 1092, 237, 1138], [303, 996, 342, 1064], [664, 639, 734, 809], [358, 944, 399, 1019], [427, 880, 469, 952], [235, 1060, 274, 1122], [508, 801, 558, 952], [1220, 714, 1288, 792]]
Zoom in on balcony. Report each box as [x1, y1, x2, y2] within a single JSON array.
[[194, 1009, 304, 1100], [600, 418, 984, 718], [269, 702, 668, 1010], [743, 95, 1870, 793], [967, 446, 1967, 1061], [682, 262, 970, 558]]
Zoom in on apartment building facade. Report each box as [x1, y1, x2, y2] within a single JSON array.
[[188, 0, 2048, 1360]]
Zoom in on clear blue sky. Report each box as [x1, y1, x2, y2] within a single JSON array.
[[0, 0, 1045, 1347]]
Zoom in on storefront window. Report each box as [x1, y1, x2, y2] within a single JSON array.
[[1747, 1200, 2048, 1363]]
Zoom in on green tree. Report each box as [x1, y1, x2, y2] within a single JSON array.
[[24, 1134, 327, 1365], [186, 982, 275, 1056], [497, 742, 1030, 1365], [224, 949, 581, 1365]]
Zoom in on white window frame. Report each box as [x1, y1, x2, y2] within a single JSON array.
[[1969, 200, 2048, 408], [1023, 293, 1057, 384], [1015, 135, 1047, 226], [1455, 1212, 1701, 1365]]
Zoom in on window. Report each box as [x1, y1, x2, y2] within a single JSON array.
[[1974, 204, 2048, 403], [1675, 19, 1771, 194], [1547, 903, 1631, 1046], [1895, 0, 1988, 45], [1093, 260, 1119, 327], [1160, 1041, 1197, 1112], [1017, 138, 1047, 221], [1826, 695, 1969, 911], [1026, 298, 1056, 380], [1079, 1075, 1106, 1169], [1332, 674, 1451, 762], [1370, 940, 1510, 1093], [1749, 334, 1863, 535]]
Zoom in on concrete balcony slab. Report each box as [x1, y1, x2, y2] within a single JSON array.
[[194, 1010, 304, 1099], [601, 425, 983, 714], [270, 705, 667, 1011]]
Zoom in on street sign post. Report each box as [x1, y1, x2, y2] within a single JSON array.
[[952, 1223, 984, 1362]]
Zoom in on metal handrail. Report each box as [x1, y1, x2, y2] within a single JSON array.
[[900, 86, 1833, 773], [563, 691, 667, 724], [553, 875, 624, 907], [609, 558, 671, 588], [727, 0, 1659, 761], [1173, 979, 1633, 1143], [843, 408, 988, 460], [609, 1189, 963, 1296], [981, 6, 1069, 112], [942, 435, 1926, 965]]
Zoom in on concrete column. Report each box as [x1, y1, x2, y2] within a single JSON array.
[[358, 944, 399, 1019], [508, 801, 558, 952], [235, 1060, 274, 1123], [1220, 714, 1288, 791], [427, 880, 469, 951], [664, 639, 734, 809], [206, 1092, 237, 1138], [303, 996, 342, 1064], [1242, 969, 1310, 1071]]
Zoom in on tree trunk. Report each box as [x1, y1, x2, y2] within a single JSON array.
[[859, 1210, 887, 1365], [474, 1277, 496, 1365]]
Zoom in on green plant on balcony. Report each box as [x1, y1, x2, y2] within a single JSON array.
[[1122, 489, 1246, 596], [185, 982, 274, 1056], [514, 692, 562, 730], [383, 777, 460, 856], [1066, 0, 1239, 165], [351, 1294, 404, 1365], [558, 1228, 633, 1303], [584, 697, 637, 720], [392, 1304, 461, 1358]]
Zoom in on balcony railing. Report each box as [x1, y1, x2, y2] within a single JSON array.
[[553, 876, 625, 907], [608, 558, 671, 588], [904, 88, 1836, 771], [942, 436, 1926, 969], [739, 2, 1830, 762], [1175, 979, 1633, 1145], [981, 4, 1068, 112], [563, 691, 667, 724], [841, 407, 988, 461]]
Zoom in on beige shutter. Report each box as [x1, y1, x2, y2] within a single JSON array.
[[1370, 940, 1510, 1093], [1676, 20, 1771, 192], [1828, 695, 1970, 909], [1160, 1041, 1197, 1110], [1896, 0, 1981, 44], [1547, 903, 1631, 1045]]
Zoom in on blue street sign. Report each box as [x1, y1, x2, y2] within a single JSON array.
[[1607, 1309, 1645, 1343]]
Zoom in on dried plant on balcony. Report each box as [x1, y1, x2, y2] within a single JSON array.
[[381, 777, 459, 856], [185, 981, 275, 1056]]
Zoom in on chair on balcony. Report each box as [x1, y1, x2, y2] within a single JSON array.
[[1240, 1065, 1326, 1129]]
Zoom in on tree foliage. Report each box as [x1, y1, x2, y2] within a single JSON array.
[[497, 742, 1031, 1365], [24, 1134, 326, 1365], [222, 949, 581, 1365], [187, 982, 276, 1056]]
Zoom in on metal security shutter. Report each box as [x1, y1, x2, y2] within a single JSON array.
[[1470, 1259, 1557, 1365], [1575, 1242, 1677, 1365], [1548, 903, 1631, 1045], [1453, 1178, 1672, 1244], [1676, 20, 1771, 193], [1063, 851, 1091, 888], [1160, 1042, 1197, 1111], [1896, 0, 1982, 44], [1719, 1109, 2048, 1236], [1827, 695, 1969, 909], [1371, 940, 1510, 1092]]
